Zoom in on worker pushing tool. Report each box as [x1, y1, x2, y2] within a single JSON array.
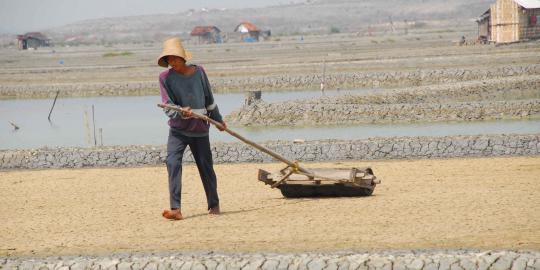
[[157, 38, 380, 221], [157, 37, 226, 220]]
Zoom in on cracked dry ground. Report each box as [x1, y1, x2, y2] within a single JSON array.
[[1, 156, 539, 257]]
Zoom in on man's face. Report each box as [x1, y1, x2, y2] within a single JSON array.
[[167, 55, 186, 69]]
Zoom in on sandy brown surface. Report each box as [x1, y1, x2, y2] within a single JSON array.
[[1, 156, 539, 257]]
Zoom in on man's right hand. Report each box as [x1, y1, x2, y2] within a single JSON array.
[[218, 121, 227, 131], [181, 107, 192, 118]]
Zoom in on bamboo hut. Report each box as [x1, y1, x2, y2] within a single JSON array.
[[478, 0, 540, 43], [190, 26, 222, 44]]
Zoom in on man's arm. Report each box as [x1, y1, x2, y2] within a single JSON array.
[[159, 71, 181, 119], [200, 67, 224, 124]]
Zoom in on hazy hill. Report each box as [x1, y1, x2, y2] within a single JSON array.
[[42, 0, 491, 44]]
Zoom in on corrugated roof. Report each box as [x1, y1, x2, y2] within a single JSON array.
[[513, 0, 540, 9], [235, 22, 260, 32], [190, 26, 220, 36], [17, 32, 49, 41], [476, 9, 491, 22]]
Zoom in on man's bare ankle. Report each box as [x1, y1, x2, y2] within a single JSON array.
[[162, 209, 183, 220], [209, 206, 220, 215]]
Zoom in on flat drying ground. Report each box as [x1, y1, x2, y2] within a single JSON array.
[[1, 156, 539, 257]]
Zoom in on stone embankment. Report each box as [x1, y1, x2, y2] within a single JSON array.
[[2, 250, 539, 270], [1, 64, 539, 99], [228, 99, 540, 126], [328, 75, 540, 105], [226, 76, 540, 126], [1, 134, 538, 170]]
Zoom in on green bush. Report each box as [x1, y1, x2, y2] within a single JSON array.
[[103, 51, 134, 57]]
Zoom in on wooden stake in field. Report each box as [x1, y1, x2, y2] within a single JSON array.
[[47, 90, 60, 122], [83, 108, 92, 146], [9, 121, 20, 130], [388, 16, 395, 33], [92, 105, 97, 146], [99, 128, 103, 146], [320, 59, 326, 94]]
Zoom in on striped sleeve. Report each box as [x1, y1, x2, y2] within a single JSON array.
[[159, 70, 180, 119], [199, 66, 223, 123]]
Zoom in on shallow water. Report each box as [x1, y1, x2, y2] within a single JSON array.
[[1, 90, 539, 150]]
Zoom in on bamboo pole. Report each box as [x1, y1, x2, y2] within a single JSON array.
[[320, 58, 326, 94], [157, 103, 312, 174], [83, 108, 92, 145], [47, 90, 60, 122], [92, 105, 97, 146], [9, 121, 20, 130], [99, 128, 103, 146]]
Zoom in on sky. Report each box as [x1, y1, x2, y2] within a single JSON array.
[[0, 0, 301, 34]]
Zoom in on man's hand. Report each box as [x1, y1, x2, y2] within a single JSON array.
[[218, 121, 227, 131], [181, 107, 192, 118]]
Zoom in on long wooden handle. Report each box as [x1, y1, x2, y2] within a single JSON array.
[[157, 103, 311, 174]]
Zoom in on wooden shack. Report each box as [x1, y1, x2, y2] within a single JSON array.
[[234, 22, 261, 42], [190, 26, 222, 44], [17, 32, 50, 50], [477, 10, 491, 43], [478, 0, 540, 43]]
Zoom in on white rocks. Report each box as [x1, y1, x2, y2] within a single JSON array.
[[226, 74, 540, 127], [70, 261, 93, 270], [262, 259, 280, 270], [307, 258, 325, 270], [491, 255, 517, 270], [227, 99, 540, 126], [2, 64, 540, 99], [1, 134, 539, 170], [117, 261, 133, 270], [2, 250, 540, 270]]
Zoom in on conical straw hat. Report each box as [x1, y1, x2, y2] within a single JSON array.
[[157, 37, 193, 67]]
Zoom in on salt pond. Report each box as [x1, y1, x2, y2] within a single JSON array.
[[1, 90, 539, 150]]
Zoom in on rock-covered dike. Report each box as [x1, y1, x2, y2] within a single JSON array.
[[2, 250, 539, 270], [226, 76, 540, 126], [1, 134, 538, 170]]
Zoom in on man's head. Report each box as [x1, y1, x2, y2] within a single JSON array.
[[166, 55, 187, 69], [157, 37, 192, 68]]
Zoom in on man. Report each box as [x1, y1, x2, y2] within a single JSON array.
[[157, 37, 226, 220]]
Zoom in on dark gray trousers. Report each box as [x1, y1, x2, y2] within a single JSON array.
[[166, 128, 219, 210]]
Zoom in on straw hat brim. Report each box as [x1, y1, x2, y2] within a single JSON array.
[[157, 51, 193, 68]]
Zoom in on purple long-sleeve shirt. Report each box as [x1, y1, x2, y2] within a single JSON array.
[[159, 65, 223, 137]]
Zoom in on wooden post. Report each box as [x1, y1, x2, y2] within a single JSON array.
[[9, 121, 20, 130], [99, 128, 103, 146], [389, 16, 395, 33], [92, 105, 97, 146], [404, 20, 409, 35], [245, 90, 262, 106], [321, 59, 326, 94], [47, 90, 60, 121], [83, 109, 91, 145]]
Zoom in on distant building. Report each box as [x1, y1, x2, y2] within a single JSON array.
[[234, 22, 261, 42], [261, 30, 272, 41], [477, 0, 540, 43], [477, 10, 491, 43], [190, 26, 222, 44], [17, 32, 50, 50]]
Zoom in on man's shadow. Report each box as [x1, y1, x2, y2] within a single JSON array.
[[181, 195, 376, 220], [181, 197, 320, 220]]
